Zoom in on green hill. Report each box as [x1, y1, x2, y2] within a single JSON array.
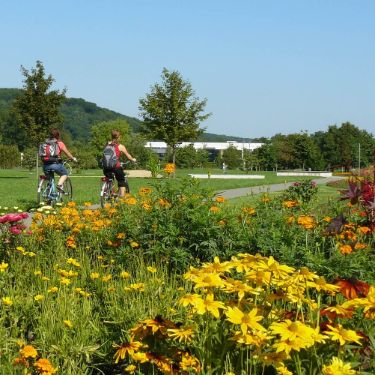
[[0, 88, 251, 144]]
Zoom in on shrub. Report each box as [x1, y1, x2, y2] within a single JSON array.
[[0, 144, 20, 168]]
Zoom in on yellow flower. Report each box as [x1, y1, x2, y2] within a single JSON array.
[[67, 257, 81, 267], [270, 320, 318, 351], [102, 274, 112, 282], [16, 246, 26, 253], [325, 324, 362, 346], [20, 344, 38, 359], [225, 307, 265, 334], [120, 271, 131, 279], [0, 261, 9, 272], [193, 272, 225, 289], [34, 294, 45, 301], [116, 232, 126, 239], [48, 286, 59, 293], [179, 353, 200, 372], [60, 277, 71, 285], [130, 352, 149, 363], [2, 296, 13, 306], [130, 241, 139, 248], [63, 320, 74, 329], [147, 266, 157, 273], [167, 326, 194, 342], [124, 364, 137, 373], [90, 272, 100, 279], [276, 364, 294, 375], [322, 357, 356, 375], [113, 341, 143, 363], [129, 283, 145, 291]]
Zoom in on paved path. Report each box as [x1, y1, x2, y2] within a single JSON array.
[[216, 176, 344, 199]]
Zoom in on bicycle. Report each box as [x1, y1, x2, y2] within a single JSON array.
[[37, 160, 74, 206], [100, 162, 130, 208]]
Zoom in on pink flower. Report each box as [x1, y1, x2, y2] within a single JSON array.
[[9, 226, 22, 235]]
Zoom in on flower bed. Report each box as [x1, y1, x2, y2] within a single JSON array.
[[0, 177, 374, 373]]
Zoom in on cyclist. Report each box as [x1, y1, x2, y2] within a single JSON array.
[[103, 130, 136, 197], [40, 128, 77, 193]]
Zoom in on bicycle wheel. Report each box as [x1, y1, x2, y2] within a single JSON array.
[[124, 177, 130, 194], [64, 162, 73, 176], [37, 179, 52, 205], [58, 178, 73, 203], [100, 181, 111, 208]]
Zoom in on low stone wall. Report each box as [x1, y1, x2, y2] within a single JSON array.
[[189, 174, 265, 179], [277, 171, 332, 177]]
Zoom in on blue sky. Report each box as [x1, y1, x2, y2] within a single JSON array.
[[2, 0, 375, 138]]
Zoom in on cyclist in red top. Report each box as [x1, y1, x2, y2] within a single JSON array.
[[103, 130, 136, 197], [42, 128, 77, 192]]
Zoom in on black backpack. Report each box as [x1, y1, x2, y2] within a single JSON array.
[[38, 138, 60, 163], [102, 143, 118, 168]]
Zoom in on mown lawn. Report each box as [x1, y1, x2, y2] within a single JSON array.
[[0, 167, 324, 209]]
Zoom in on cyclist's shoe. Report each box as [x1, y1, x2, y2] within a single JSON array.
[[57, 185, 66, 194]]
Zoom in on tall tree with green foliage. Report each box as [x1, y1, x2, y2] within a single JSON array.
[[90, 119, 131, 158], [139, 68, 211, 164], [12, 61, 66, 147]]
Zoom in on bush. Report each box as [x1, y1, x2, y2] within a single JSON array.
[[0, 145, 20, 168]]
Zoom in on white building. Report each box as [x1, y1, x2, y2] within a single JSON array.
[[145, 141, 263, 160]]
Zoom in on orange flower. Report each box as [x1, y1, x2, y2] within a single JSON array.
[[163, 163, 176, 174], [358, 226, 371, 234], [209, 206, 220, 213], [34, 358, 57, 374], [354, 243, 367, 250], [297, 215, 315, 229], [334, 278, 370, 299], [339, 244, 352, 254], [283, 200, 298, 208], [215, 196, 226, 203], [242, 207, 255, 215]]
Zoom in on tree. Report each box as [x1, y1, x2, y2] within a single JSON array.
[[12, 61, 66, 148], [139, 68, 211, 164], [90, 119, 131, 158], [220, 146, 242, 169]]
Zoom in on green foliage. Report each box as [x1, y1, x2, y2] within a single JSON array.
[[281, 179, 319, 204], [21, 148, 38, 171], [125, 134, 156, 169], [219, 145, 242, 169], [174, 145, 209, 168], [139, 68, 211, 163], [146, 153, 161, 178], [90, 119, 131, 158], [0, 145, 20, 169], [11, 61, 66, 147]]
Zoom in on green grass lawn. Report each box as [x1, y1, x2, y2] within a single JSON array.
[[0, 167, 328, 209]]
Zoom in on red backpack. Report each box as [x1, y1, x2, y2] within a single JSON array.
[[38, 138, 60, 163]]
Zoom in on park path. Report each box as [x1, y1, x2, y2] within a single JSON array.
[[216, 176, 344, 199], [22, 176, 344, 229]]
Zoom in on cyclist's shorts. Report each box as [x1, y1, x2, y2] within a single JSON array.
[[103, 168, 126, 187], [43, 162, 68, 177]]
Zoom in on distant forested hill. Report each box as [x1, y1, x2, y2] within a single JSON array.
[[0, 88, 250, 144]]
